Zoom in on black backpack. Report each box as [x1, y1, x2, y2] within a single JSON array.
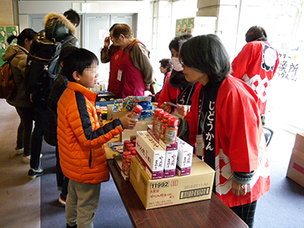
[[26, 32, 74, 100]]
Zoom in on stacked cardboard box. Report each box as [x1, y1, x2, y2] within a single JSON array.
[[130, 155, 215, 209], [147, 127, 179, 178], [135, 131, 166, 179], [176, 137, 193, 176]]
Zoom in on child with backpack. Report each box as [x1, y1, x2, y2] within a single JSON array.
[[57, 47, 137, 228], [1, 28, 37, 162], [28, 10, 80, 179]]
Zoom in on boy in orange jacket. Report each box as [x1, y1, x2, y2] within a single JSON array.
[[57, 48, 137, 228]]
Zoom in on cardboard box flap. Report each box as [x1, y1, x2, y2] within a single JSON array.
[[293, 133, 304, 153], [287, 134, 304, 188], [287, 149, 304, 187]]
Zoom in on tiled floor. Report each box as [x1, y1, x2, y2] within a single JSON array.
[[0, 100, 41, 228]]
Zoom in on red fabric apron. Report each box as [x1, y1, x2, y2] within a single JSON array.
[[118, 42, 145, 98], [108, 47, 123, 97]]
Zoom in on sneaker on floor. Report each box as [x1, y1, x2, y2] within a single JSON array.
[[14, 148, 24, 155], [28, 168, 44, 179], [22, 155, 30, 163], [59, 193, 66, 205]]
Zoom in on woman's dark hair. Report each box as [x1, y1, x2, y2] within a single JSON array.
[[245, 26, 267, 42], [64, 9, 80, 27], [179, 34, 231, 83], [168, 34, 193, 52], [62, 48, 99, 82], [7, 28, 37, 46], [112, 24, 133, 39], [159, 58, 172, 72]]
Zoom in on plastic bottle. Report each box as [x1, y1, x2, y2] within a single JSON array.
[[122, 151, 132, 176], [129, 105, 143, 119], [128, 146, 137, 156], [125, 143, 134, 152], [165, 117, 179, 144], [160, 113, 172, 140], [123, 140, 132, 151], [156, 110, 166, 137], [153, 109, 163, 132], [131, 139, 136, 146]]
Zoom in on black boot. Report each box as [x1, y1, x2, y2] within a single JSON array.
[[66, 224, 77, 228]]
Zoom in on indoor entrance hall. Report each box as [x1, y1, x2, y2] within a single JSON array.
[[0, 99, 303, 227]]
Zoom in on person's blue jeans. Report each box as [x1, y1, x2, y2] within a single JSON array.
[[15, 107, 34, 156], [30, 99, 47, 170]]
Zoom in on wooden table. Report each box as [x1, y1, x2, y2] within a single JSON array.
[[107, 159, 248, 228]]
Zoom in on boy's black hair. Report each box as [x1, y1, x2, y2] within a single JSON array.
[[62, 48, 99, 82], [59, 46, 78, 66], [64, 9, 80, 27]]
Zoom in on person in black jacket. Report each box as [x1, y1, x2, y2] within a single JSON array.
[[28, 9, 80, 182], [41, 10, 81, 206]]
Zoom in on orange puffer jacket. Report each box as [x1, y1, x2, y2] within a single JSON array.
[[57, 82, 123, 184]]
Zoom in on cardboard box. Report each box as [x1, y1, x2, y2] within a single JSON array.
[[163, 143, 178, 178], [146, 127, 179, 178], [136, 131, 166, 179], [287, 133, 304, 188], [176, 137, 193, 176], [121, 120, 153, 142], [130, 156, 214, 209]]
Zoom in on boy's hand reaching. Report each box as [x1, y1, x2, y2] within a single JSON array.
[[119, 114, 138, 130]]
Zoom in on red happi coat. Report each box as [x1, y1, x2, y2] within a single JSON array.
[[108, 47, 123, 97], [231, 41, 279, 114], [157, 73, 180, 107], [154, 72, 171, 102], [185, 75, 270, 207]]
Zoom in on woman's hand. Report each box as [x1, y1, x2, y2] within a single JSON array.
[[160, 103, 172, 113], [231, 179, 251, 196], [176, 104, 189, 118]]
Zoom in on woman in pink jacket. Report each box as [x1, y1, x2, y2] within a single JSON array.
[[178, 35, 270, 228]]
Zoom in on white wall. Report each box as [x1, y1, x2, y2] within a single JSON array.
[[18, 1, 152, 47]]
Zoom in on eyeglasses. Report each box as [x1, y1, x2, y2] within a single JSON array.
[[110, 35, 120, 43]]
